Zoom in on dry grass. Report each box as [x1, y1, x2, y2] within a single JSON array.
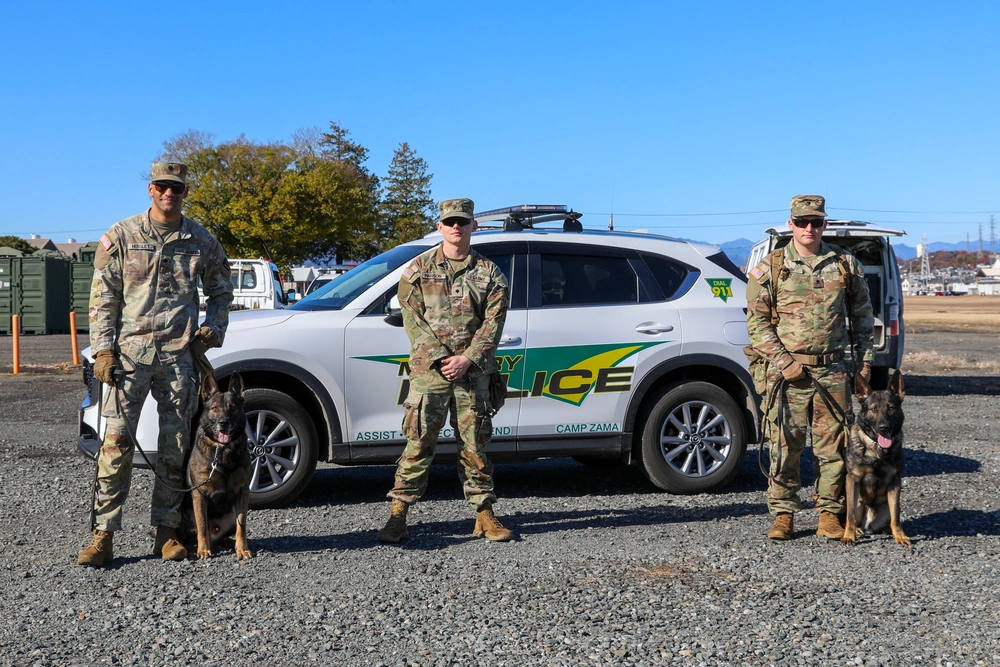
[[904, 296, 1000, 332], [902, 351, 1000, 374]]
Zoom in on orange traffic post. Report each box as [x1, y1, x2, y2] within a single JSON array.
[[69, 312, 80, 365], [11, 315, 20, 374]]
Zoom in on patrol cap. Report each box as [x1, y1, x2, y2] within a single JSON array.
[[790, 194, 827, 219], [151, 162, 188, 184], [439, 198, 475, 222]]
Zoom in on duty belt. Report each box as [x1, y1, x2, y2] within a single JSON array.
[[788, 351, 844, 366]]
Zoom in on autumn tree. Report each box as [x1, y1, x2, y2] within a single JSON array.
[[379, 142, 436, 251], [157, 121, 380, 270]]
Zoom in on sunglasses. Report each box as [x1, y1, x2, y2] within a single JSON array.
[[791, 218, 825, 229], [152, 181, 186, 194], [440, 218, 472, 228]]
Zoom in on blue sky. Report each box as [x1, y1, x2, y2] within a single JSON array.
[[2, 2, 998, 249]]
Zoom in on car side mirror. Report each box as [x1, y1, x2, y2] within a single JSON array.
[[384, 294, 403, 327]]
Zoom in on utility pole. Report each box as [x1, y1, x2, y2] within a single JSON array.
[[979, 223, 984, 261], [991, 214, 996, 256], [920, 235, 930, 284]]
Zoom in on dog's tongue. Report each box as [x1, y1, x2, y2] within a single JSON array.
[[217, 431, 230, 444], [877, 434, 893, 449]]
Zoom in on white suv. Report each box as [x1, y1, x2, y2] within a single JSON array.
[[79, 205, 759, 508]]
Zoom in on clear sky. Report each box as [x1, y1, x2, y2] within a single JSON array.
[[2, 2, 998, 249]]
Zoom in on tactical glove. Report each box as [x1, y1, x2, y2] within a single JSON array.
[[781, 360, 806, 382], [93, 350, 119, 384], [190, 326, 220, 356]]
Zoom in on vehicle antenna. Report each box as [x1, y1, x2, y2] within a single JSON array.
[[609, 159, 617, 231]]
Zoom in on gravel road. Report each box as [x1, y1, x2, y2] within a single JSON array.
[[0, 333, 998, 666]]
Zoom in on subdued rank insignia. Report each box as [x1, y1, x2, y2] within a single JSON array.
[[128, 243, 156, 251], [814, 277, 825, 289]]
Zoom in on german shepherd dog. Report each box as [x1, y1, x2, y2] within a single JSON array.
[[179, 371, 253, 559], [842, 369, 911, 546]]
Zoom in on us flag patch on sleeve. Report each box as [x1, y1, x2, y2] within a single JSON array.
[[402, 267, 414, 280], [749, 267, 764, 281], [99, 234, 113, 250]]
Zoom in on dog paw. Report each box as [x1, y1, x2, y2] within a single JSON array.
[[840, 536, 856, 546], [894, 533, 912, 547], [197, 549, 212, 560], [237, 548, 253, 560]]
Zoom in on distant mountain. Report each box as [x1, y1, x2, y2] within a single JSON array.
[[892, 242, 976, 261], [679, 237, 756, 268]]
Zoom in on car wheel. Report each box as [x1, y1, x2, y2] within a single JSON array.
[[638, 381, 746, 494], [242, 388, 319, 509], [868, 366, 889, 391]]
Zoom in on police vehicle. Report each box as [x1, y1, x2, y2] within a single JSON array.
[[78, 205, 759, 509], [745, 220, 906, 390]]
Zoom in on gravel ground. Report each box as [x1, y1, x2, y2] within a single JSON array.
[[0, 333, 998, 666]]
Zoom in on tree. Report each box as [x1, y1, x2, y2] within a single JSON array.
[[0, 236, 37, 255], [157, 123, 380, 270], [379, 142, 436, 251]]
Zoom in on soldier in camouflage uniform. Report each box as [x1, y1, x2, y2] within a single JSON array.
[[746, 195, 873, 541], [377, 198, 514, 544], [77, 162, 233, 567]]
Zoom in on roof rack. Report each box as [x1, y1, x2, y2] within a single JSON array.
[[475, 204, 583, 233]]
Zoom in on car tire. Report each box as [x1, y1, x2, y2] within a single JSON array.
[[638, 381, 746, 494], [868, 366, 889, 391], [243, 388, 319, 509]]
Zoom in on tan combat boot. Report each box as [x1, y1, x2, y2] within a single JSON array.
[[377, 499, 409, 544], [767, 512, 794, 540], [473, 505, 514, 542], [153, 525, 188, 561], [77, 529, 114, 567], [816, 511, 845, 539]]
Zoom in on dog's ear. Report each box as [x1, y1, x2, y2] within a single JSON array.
[[890, 368, 905, 401], [229, 371, 245, 399], [854, 370, 872, 399], [201, 372, 220, 400]]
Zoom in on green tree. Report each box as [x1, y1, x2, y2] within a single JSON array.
[[0, 236, 37, 255], [157, 122, 380, 270], [379, 142, 436, 251]]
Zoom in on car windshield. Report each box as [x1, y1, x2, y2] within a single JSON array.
[[290, 244, 429, 311]]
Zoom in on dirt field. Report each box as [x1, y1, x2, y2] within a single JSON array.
[[904, 294, 1000, 332]]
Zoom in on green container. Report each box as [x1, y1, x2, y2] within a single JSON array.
[[13, 256, 73, 334], [71, 261, 94, 333], [78, 241, 101, 264], [0, 257, 12, 334]]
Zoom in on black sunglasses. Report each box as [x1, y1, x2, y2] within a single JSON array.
[[791, 218, 825, 229], [440, 217, 472, 228], [152, 181, 186, 194]]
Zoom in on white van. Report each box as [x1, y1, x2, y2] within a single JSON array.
[[200, 258, 287, 310]]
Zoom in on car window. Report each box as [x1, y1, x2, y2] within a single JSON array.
[[291, 244, 428, 311], [640, 253, 691, 300], [539, 254, 637, 306]]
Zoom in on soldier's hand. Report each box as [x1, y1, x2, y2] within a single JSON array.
[[190, 326, 220, 356], [860, 361, 871, 382], [93, 350, 120, 385], [440, 355, 473, 382], [781, 360, 806, 382]]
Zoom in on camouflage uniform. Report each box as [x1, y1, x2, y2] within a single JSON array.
[[388, 244, 509, 510], [90, 198, 232, 532], [747, 234, 873, 515]]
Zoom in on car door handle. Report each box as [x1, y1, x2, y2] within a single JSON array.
[[635, 322, 674, 334], [498, 335, 522, 347]]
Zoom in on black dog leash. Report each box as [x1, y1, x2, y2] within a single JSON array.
[[758, 367, 853, 487], [99, 353, 220, 495]]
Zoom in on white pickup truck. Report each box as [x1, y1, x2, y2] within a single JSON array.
[[200, 258, 288, 310]]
